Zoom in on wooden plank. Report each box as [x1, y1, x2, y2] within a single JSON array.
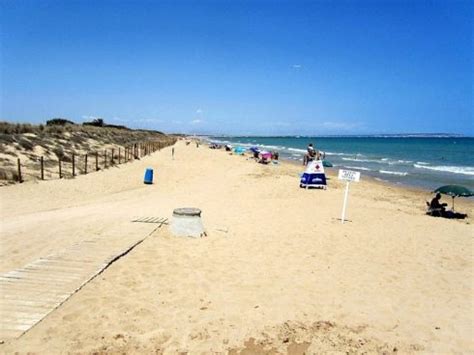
[[0, 230, 152, 341]]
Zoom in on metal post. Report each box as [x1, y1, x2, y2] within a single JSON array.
[[341, 181, 350, 224]]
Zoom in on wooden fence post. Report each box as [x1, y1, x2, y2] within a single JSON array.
[[118, 148, 121, 164], [104, 150, 107, 168], [95, 152, 99, 171], [84, 154, 88, 174], [111, 148, 115, 165], [40, 156, 44, 180], [59, 158, 62, 179], [72, 154, 76, 177], [17, 158, 23, 183]]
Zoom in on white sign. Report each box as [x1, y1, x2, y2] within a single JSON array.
[[338, 169, 361, 182], [338, 169, 361, 224]]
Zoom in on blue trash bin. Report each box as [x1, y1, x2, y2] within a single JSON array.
[[144, 168, 153, 184]]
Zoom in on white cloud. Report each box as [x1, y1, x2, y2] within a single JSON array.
[[172, 120, 182, 124], [196, 108, 203, 114], [292, 64, 302, 69], [191, 119, 202, 124]]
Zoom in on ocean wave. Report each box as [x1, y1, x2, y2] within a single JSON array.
[[259, 144, 283, 150], [413, 164, 474, 176], [324, 151, 353, 156], [287, 148, 306, 153], [342, 157, 385, 164], [344, 166, 372, 171], [416, 161, 429, 165], [379, 170, 408, 176]]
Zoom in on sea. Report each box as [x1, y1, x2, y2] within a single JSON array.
[[207, 136, 474, 191]]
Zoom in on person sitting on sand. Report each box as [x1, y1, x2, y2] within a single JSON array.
[[430, 193, 447, 212], [429, 193, 467, 219]]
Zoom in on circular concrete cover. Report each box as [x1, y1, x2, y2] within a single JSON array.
[[173, 207, 202, 217]]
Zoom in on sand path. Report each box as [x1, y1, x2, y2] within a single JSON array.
[[0, 141, 472, 353]]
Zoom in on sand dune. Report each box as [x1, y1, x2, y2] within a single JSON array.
[[0, 140, 472, 353]]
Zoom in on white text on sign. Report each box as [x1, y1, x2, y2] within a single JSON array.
[[338, 169, 361, 183]]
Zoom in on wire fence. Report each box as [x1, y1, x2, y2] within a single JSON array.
[[7, 139, 175, 184]]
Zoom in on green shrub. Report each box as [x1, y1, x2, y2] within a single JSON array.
[[53, 146, 65, 159], [46, 118, 75, 126], [18, 138, 34, 151]]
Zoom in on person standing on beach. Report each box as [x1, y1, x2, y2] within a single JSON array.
[[304, 143, 317, 165]]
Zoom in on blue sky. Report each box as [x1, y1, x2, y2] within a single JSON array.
[[1, 0, 472, 135]]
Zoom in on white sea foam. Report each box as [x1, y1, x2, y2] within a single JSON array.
[[416, 161, 429, 165], [287, 148, 306, 153], [342, 157, 385, 164], [379, 170, 408, 176], [345, 166, 372, 171], [261, 145, 282, 150], [413, 164, 474, 176], [325, 151, 351, 156]]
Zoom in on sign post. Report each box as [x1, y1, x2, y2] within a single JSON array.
[[338, 169, 361, 224]]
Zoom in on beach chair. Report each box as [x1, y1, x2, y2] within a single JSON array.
[[425, 201, 443, 217]]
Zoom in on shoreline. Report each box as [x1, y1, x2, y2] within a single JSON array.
[[201, 136, 474, 193], [198, 137, 473, 206]]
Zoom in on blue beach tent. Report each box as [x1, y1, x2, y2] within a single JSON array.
[[234, 146, 246, 155]]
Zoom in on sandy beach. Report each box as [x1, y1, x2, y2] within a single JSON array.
[[0, 140, 472, 354]]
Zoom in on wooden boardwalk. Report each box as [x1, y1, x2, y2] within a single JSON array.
[[0, 226, 159, 341]]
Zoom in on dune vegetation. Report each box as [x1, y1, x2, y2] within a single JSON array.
[[0, 120, 176, 185]]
